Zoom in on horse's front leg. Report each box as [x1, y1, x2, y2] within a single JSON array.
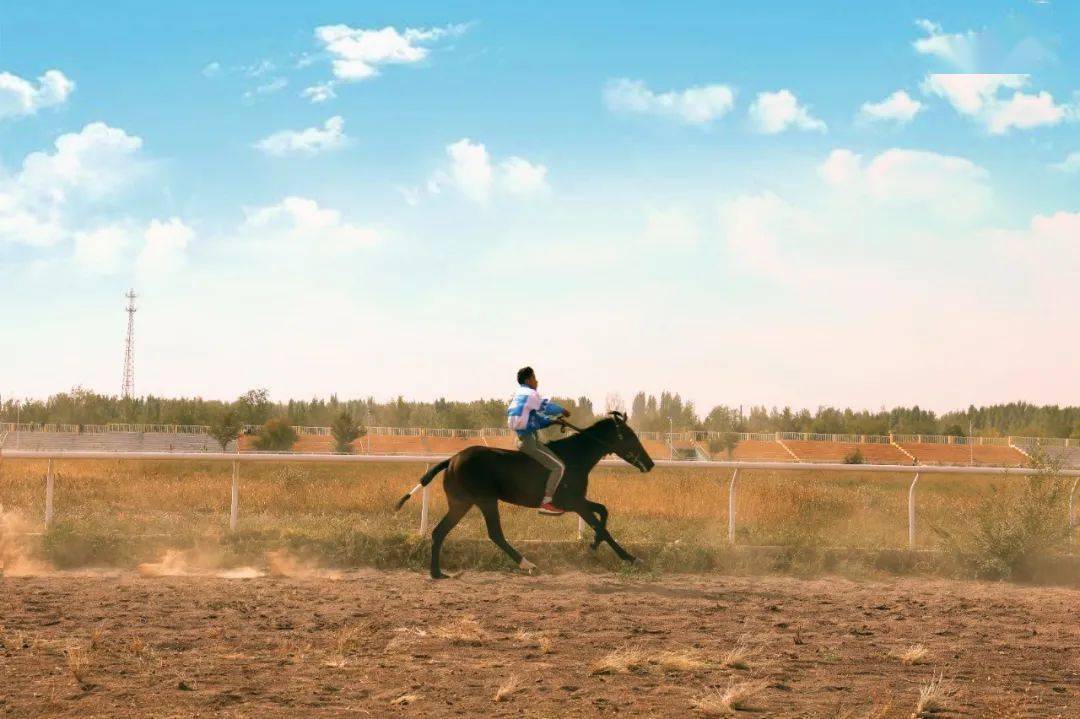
[[584, 500, 609, 551], [577, 506, 636, 564]]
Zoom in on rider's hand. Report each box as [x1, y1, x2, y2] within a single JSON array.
[[561, 408, 571, 417]]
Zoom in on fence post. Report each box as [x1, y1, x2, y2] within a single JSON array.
[[1070, 478, 1080, 550], [728, 469, 739, 544], [577, 514, 586, 540], [44, 458, 55, 528], [908, 473, 920, 550], [419, 464, 431, 535], [229, 460, 239, 532]]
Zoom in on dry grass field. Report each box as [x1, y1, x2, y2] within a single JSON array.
[[1, 457, 1076, 579], [1, 570, 1078, 718]]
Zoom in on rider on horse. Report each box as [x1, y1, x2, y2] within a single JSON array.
[[506, 366, 571, 515]]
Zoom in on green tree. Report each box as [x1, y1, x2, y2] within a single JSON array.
[[331, 411, 365, 454], [209, 409, 242, 451], [707, 432, 740, 460], [253, 417, 297, 452]]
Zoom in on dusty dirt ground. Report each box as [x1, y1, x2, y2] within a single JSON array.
[[1, 570, 1078, 718]]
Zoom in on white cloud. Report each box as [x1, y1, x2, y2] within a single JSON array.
[[0, 69, 74, 119], [201, 62, 221, 78], [241, 196, 379, 251], [720, 192, 815, 277], [302, 83, 337, 103], [137, 218, 193, 278], [912, 19, 978, 71], [1051, 152, 1080, 174], [644, 206, 701, 248], [748, 90, 826, 134], [858, 90, 923, 124], [313, 23, 468, 83], [922, 74, 1070, 134], [254, 116, 349, 156], [446, 138, 493, 203], [819, 147, 990, 221], [499, 157, 549, 196], [818, 149, 863, 185], [0, 123, 145, 246], [243, 77, 287, 101], [73, 224, 132, 274], [425, 139, 549, 204], [602, 78, 735, 124]]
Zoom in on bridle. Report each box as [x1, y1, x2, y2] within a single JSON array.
[[559, 411, 651, 472]]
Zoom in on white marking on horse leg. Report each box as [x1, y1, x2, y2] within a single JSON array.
[[519, 558, 536, 574], [408, 483, 423, 496]]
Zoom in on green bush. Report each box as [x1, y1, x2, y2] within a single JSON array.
[[935, 451, 1075, 579], [253, 417, 298, 452], [331, 411, 366, 454], [843, 448, 865, 464]]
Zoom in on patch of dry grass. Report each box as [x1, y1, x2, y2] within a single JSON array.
[[432, 616, 486, 645], [721, 643, 754, 670], [493, 674, 521, 702], [653, 648, 708, 672], [513, 629, 553, 654], [893, 643, 929, 665], [391, 693, 418, 706], [63, 642, 92, 689], [590, 646, 649, 675], [693, 680, 767, 715], [912, 673, 953, 718]]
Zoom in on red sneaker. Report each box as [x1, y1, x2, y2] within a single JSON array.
[[538, 501, 565, 516]]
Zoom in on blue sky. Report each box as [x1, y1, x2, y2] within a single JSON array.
[[1, 1, 1078, 412]]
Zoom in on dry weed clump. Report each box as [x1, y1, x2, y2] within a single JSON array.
[[912, 673, 953, 718], [513, 629, 553, 654], [589, 646, 649, 675], [384, 627, 427, 653], [493, 674, 521, 702], [893, 643, 929, 665], [721, 643, 754, 670], [391, 693, 418, 706], [432, 616, 487, 645], [692, 680, 767, 715], [63, 642, 93, 689]]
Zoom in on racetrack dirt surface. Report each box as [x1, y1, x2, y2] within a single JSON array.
[[1, 570, 1077, 718]]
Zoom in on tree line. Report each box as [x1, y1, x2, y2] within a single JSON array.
[[3, 388, 1080, 439]]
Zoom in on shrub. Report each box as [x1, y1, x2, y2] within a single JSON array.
[[707, 432, 740, 460], [331, 411, 366, 454], [934, 450, 1074, 579], [253, 417, 298, 452], [208, 409, 242, 451], [842, 448, 864, 464]]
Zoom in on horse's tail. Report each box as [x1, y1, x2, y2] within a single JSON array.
[[394, 459, 450, 511]]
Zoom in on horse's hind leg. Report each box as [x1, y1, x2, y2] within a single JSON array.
[[478, 501, 534, 574], [430, 499, 472, 579]]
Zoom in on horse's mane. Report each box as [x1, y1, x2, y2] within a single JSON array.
[[546, 417, 617, 451]]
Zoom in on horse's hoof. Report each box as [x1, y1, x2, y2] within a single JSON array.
[[518, 558, 537, 574], [430, 571, 449, 580], [626, 556, 640, 565]]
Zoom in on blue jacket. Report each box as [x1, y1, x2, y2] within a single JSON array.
[[507, 385, 565, 437]]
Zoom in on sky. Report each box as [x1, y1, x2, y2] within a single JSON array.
[[1, 1, 1078, 414]]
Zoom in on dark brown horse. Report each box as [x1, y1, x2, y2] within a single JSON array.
[[395, 412, 654, 578]]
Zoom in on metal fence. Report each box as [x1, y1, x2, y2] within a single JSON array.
[[4, 449, 1078, 552]]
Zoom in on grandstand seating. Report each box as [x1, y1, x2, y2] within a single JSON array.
[[896, 441, 1027, 467], [728, 439, 795, 462], [421, 435, 482, 455], [640, 438, 672, 460], [783, 440, 910, 464], [362, 434, 426, 455], [2, 431, 234, 452]]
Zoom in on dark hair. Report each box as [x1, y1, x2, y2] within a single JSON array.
[[516, 366, 535, 385]]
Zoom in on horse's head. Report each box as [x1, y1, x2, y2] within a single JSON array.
[[605, 411, 654, 473]]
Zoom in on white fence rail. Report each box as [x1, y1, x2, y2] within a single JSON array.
[[5, 450, 1079, 550]]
